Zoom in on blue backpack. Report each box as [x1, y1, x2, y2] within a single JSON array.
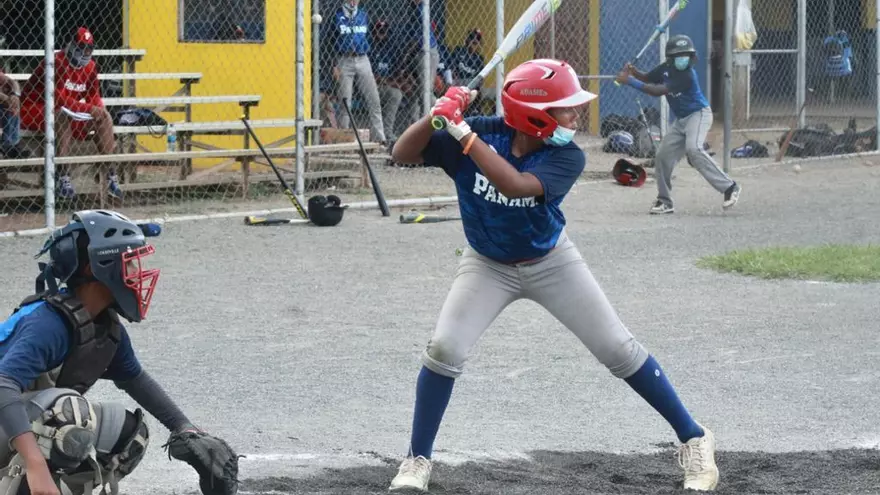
[[824, 30, 853, 77]]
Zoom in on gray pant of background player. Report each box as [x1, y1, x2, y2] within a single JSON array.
[[422, 230, 649, 380], [407, 47, 441, 124], [653, 107, 735, 207], [378, 84, 403, 142], [337, 55, 387, 143]]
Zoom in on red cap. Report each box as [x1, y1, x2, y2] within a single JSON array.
[[75, 27, 94, 46]]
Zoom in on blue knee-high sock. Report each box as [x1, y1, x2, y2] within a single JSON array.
[[624, 355, 704, 443], [409, 366, 455, 459]]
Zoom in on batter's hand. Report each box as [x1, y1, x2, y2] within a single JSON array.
[[430, 87, 477, 142]]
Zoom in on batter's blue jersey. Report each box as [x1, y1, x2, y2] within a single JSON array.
[[646, 62, 709, 120], [422, 117, 585, 263], [0, 299, 142, 390]]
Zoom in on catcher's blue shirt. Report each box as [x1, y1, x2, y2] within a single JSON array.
[[0, 299, 142, 390], [646, 62, 709, 120], [422, 116, 585, 263]]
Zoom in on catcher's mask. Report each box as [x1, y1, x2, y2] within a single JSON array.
[[308, 195, 348, 227], [612, 158, 647, 187], [34, 209, 161, 322]]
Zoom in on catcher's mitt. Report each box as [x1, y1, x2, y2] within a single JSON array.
[[163, 429, 242, 495]]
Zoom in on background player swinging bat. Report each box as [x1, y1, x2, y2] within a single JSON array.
[[431, 0, 564, 130], [613, 0, 688, 87]]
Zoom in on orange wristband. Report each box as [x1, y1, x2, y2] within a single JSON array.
[[462, 133, 477, 155]]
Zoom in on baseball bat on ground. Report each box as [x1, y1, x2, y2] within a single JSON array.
[[240, 116, 310, 225], [431, 0, 565, 130], [340, 97, 390, 217], [399, 212, 461, 224], [614, 0, 689, 87], [776, 88, 814, 162]]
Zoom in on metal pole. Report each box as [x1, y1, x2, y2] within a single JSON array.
[[658, 0, 669, 138], [422, 0, 432, 115], [495, 0, 504, 116], [722, 0, 733, 173], [876, 0, 880, 148], [295, 0, 305, 202], [311, 0, 321, 141], [796, 0, 806, 127], [44, 0, 56, 229], [549, 11, 555, 59]]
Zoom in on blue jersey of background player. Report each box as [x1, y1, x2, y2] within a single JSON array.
[[617, 34, 741, 215], [0, 210, 238, 495], [387, 58, 720, 493]]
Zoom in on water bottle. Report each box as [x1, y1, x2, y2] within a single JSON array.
[[166, 123, 177, 153]]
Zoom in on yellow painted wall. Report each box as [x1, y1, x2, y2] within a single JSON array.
[[863, 0, 875, 29], [126, 0, 311, 170]]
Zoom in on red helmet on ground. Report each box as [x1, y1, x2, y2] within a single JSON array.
[[501, 59, 597, 139]]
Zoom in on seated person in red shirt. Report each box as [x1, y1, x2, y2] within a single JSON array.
[[20, 26, 122, 199]]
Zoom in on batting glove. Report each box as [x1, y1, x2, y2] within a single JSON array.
[[430, 87, 477, 141]]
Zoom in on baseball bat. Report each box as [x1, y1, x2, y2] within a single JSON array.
[[431, 0, 565, 130], [240, 116, 309, 223], [614, 0, 689, 87], [243, 216, 309, 226], [339, 97, 390, 217], [775, 88, 814, 162], [399, 212, 461, 224]]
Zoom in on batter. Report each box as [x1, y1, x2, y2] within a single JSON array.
[[617, 34, 741, 214], [388, 58, 719, 492]]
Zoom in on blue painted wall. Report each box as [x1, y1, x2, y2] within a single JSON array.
[[599, 0, 709, 121]]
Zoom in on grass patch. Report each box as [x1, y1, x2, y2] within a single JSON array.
[[696, 244, 880, 283]]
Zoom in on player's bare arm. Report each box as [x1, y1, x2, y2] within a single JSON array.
[[390, 116, 436, 164], [624, 63, 651, 82], [461, 134, 544, 198], [615, 68, 669, 97]]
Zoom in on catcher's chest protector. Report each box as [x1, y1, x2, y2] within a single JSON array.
[[16, 292, 121, 395]]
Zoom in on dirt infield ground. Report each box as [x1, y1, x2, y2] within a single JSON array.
[[0, 154, 878, 494]]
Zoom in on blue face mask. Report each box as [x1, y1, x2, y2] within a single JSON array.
[[674, 56, 691, 71], [544, 126, 576, 147]]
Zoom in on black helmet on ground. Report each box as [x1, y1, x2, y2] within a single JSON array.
[[308, 195, 348, 226]]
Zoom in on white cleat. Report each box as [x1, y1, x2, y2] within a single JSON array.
[[389, 455, 432, 492], [677, 423, 719, 491]]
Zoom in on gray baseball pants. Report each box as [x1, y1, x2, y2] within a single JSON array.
[[422, 230, 649, 380], [653, 107, 735, 207], [378, 84, 403, 141], [337, 55, 387, 142]]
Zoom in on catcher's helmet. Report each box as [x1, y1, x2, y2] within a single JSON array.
[[34, 210, 160, 322], [612, 158, 647, 187], [666, 34, 696, 58], [308, 194, 348, 227], [501, 59, 597, 139]]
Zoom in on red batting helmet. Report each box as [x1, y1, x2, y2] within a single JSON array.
[[501, 59, 597, 139], [612, 158, 647, 187]]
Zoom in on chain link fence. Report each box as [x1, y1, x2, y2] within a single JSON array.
[[541, 0, 663, 177], [1, 0, 317, 232], [4, 0, 880, 233], [726, 0, 879, 166], [312, 0, 506, 204]]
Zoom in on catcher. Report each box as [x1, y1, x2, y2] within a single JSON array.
[[0, 209, 239, 495]]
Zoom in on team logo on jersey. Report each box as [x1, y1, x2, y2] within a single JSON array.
[[64, 80, 87, 92], [472, 172, 536, 207]]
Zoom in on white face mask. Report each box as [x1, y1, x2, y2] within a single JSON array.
[[544, 126, 576, 147]]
